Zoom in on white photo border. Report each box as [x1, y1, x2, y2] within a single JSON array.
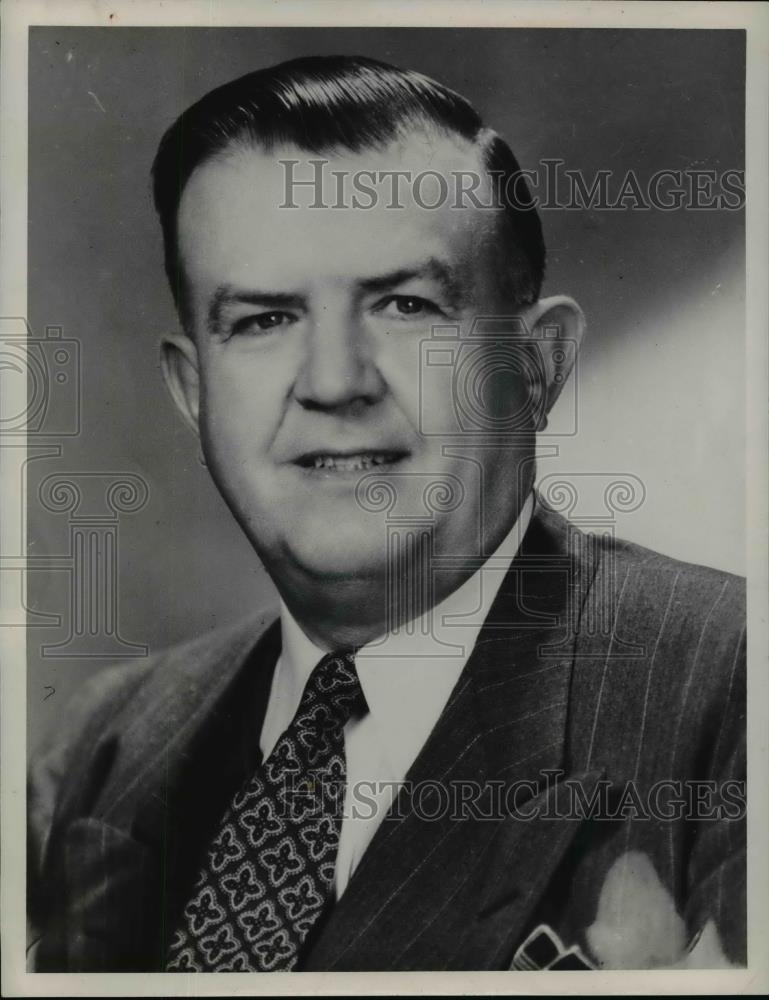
[[2, 1, 767, 995]]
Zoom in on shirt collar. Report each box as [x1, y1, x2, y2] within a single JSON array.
[[278, 491, 534, 779]]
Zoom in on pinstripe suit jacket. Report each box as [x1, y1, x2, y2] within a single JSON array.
[[27, 499, 746, 971]]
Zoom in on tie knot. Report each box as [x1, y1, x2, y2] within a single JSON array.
[[301, 649, 367, 728]]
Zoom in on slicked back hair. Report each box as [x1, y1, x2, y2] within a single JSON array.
[[151, 55, 545, 324]]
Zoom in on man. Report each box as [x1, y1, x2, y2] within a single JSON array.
[[27, 55, 746, 972]]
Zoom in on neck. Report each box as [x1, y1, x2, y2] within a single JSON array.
[[278, 559, 480, 652], [271, 493, 534, 652]]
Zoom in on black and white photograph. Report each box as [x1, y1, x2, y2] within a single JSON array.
[[1, 0, 767, 994]]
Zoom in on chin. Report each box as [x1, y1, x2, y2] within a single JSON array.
[[282, 528, 389, 583]]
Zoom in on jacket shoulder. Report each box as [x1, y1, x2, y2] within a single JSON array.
[[536, 502, 746, 739], [562, 513, 746, 773], [32, 613, 273, 755], [27, 612, 276, 887], [534, 497, 745, 633], [595, 529, 745, 631]]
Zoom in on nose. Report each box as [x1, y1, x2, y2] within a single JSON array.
[[293, 310, 386, 412]]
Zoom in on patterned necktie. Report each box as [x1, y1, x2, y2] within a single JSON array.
[[165, 649, 365, 972]]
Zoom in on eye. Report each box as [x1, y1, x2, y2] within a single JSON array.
[[231, 311, 298, 336], [375, 295, 443, 319]]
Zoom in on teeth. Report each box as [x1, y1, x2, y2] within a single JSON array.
[[311, 453, 395, 471]]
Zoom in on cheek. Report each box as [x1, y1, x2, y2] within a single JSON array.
[[197, 351, 291, 454], [376, 331, 439, 423]]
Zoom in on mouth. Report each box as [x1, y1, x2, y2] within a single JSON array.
[[293, 449, 410, 473]]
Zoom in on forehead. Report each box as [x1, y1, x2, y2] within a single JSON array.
[[177, 131, 502, 296]]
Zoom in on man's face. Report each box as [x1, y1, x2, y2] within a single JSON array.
[[175, 131, 539, 586]]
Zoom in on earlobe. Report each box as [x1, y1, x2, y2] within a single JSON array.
[[526, 295, 586, 426], [159, 333, 201, 435]]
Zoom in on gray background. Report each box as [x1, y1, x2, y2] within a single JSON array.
[[26, 27, 745, 747]]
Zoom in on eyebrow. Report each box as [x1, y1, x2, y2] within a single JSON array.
[[358, 259, 466, 307], [206, 258, 466, 336], [207, 286, 304, 336]]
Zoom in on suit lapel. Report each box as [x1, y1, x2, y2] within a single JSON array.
[[96, 617, 280, 835], [302, 501, 601, 970]]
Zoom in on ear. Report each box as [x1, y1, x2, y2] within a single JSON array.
[[525, 295, 586, 430], [159, 333, 200, 435]]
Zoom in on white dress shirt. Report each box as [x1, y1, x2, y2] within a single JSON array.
[[260, 491, 534, 899]]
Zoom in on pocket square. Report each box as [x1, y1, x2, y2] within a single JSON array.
[[586, 850, 736, 969], [586, 850, 685, 968]]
